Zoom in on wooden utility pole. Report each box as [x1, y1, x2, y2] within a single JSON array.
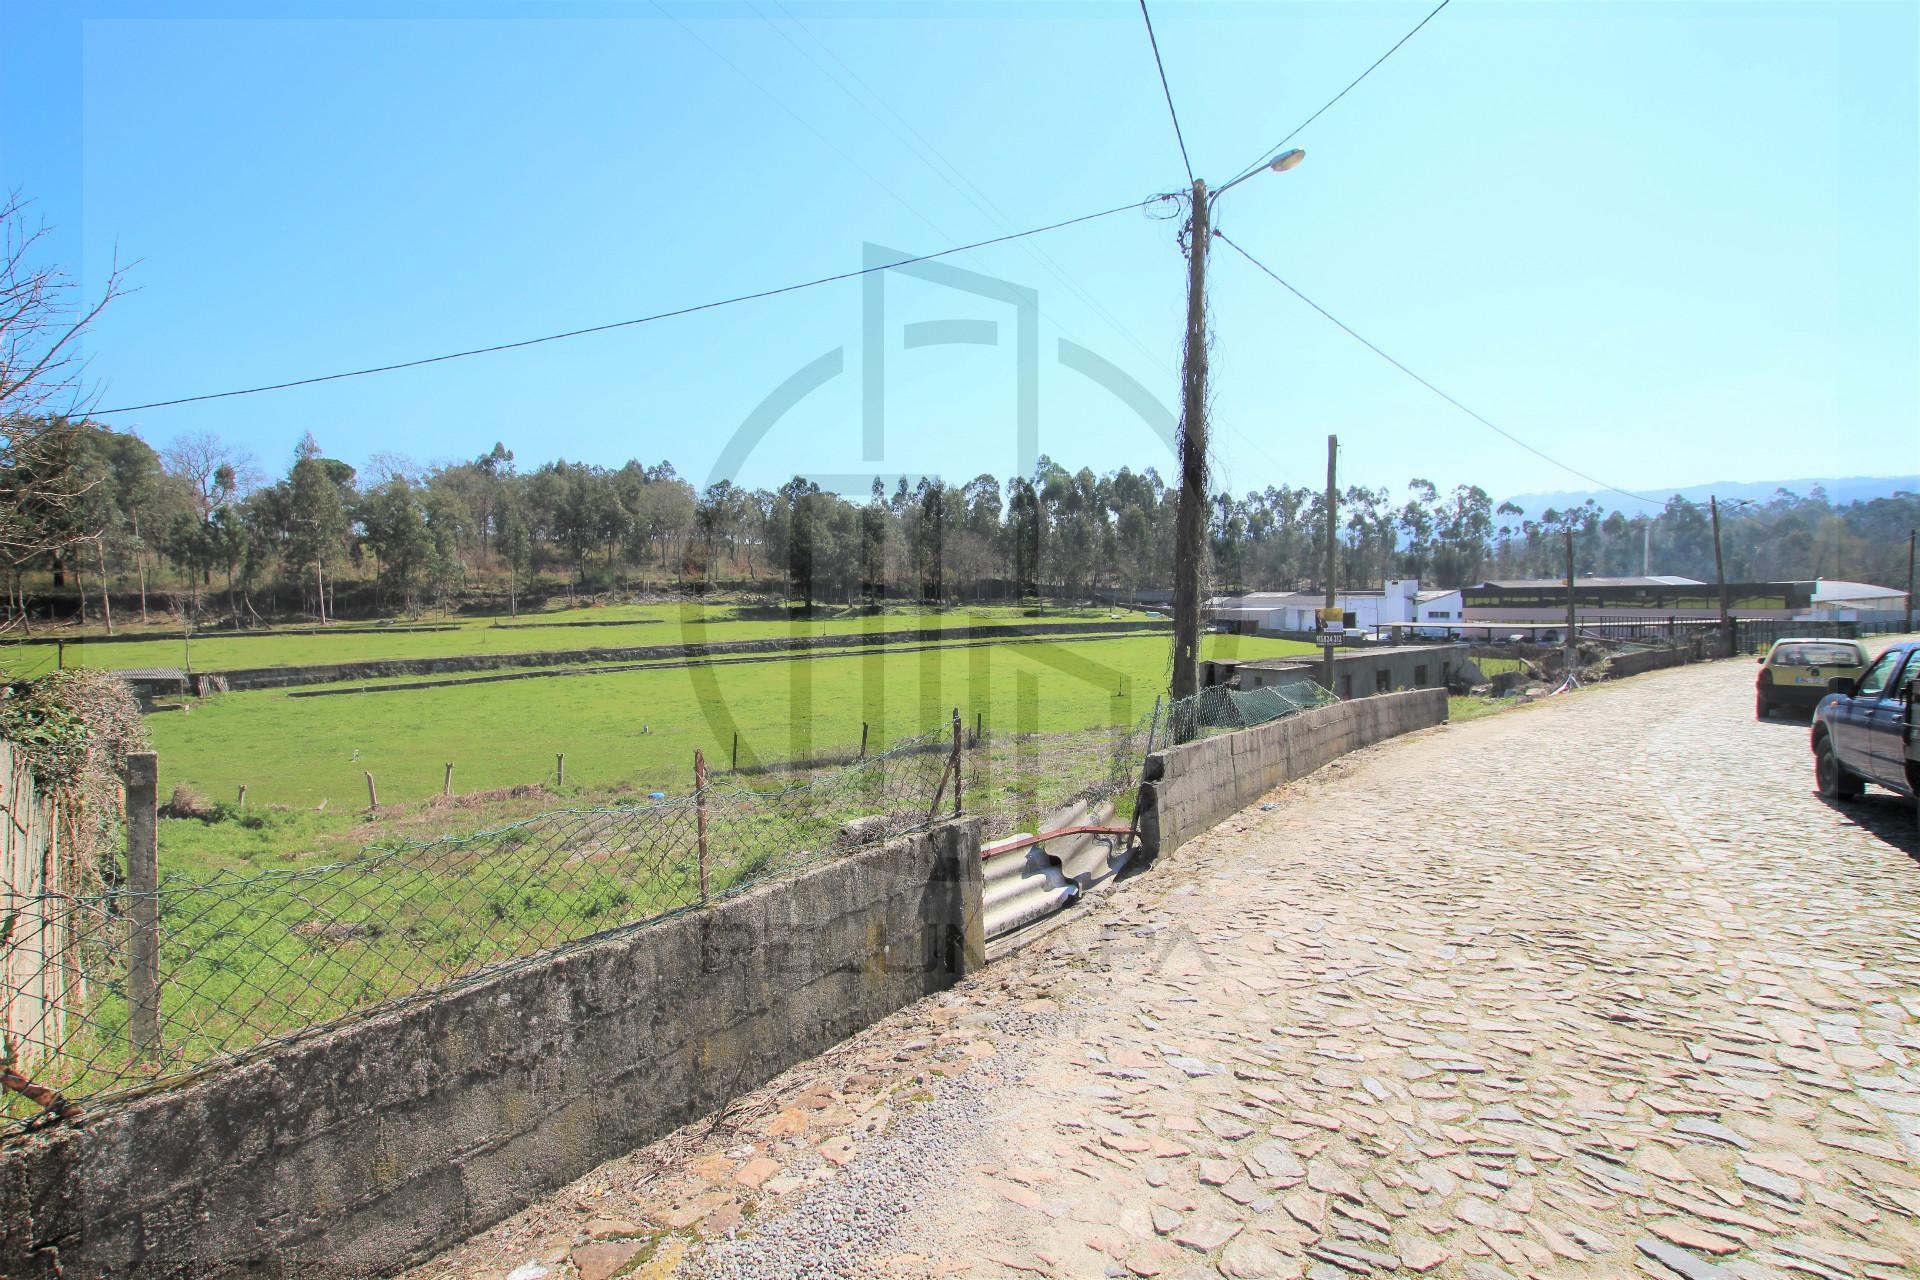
[[1564, 528, 1577, 679], [1711, 496, 1731, 655], [1322, 434, 1339, 696], [1170, 178, 1210, 707], [1906, 528, 1915, 633]]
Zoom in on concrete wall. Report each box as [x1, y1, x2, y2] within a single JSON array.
[[1138, 690, 1448, 857], [211, 619, 1169, 692], [1604, 644, 1697, 679], [0, 822, 984, 1280], [1234, 647, 1476, 701]]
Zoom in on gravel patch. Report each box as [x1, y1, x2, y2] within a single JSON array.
[[694, 1006, 1061, 1279]]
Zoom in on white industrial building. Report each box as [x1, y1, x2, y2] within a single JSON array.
[[1207, 575, 1908, 638], [1805, 579, 1910, 622], [1206, 580, 1463, 638]]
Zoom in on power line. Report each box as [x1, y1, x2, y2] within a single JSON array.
[[1221, 0, 1452, 189], [93, 201, 1151, 417], [1138, 0, 1195, 186], [1215, 231, 1661, 509], [745, 4, 1296, 485], [751, 2, 1169, 370]]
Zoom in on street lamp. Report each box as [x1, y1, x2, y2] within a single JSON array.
[[1269, 147, 1307, 173], [1209, 148, 1308, 201], [1168, 148, 1306, 709]]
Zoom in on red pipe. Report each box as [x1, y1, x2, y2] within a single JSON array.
[[982, 824, 1134, 860]]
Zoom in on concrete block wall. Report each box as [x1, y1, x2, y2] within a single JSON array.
[[1138, 690, 1448, 857], [0, 821, 984, 1280], [1603, 645, 1695, 679]]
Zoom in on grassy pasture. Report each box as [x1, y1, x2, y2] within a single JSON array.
[[151, 631, 1312, 815], [4, 602, 1143, 678], [6, 620, 1328, 1116]]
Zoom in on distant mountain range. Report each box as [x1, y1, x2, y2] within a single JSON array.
[[1500, 475, 1919, 521]]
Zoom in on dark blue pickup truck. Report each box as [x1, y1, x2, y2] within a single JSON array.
[[1811, 640, 1919, 822]]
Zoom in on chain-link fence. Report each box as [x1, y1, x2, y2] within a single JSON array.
[[1162, 679, 1337, 744], [0, 674, 1343, 1132], [957, 678, 1336, 842], [0, 725, 959, 1132]]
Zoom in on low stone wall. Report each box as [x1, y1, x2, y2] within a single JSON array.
[[0, 823, 985, 1279], [1138, 690, 1448, 856], [213, 619, 1169, 692], [1603, 644, 1697, 679]]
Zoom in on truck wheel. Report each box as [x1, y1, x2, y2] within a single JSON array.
[[1815, 735, 1862, 801]]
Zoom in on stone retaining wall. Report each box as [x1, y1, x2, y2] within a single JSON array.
[[0, 822, 984, 1279], [1138, 690, 1449, 857]]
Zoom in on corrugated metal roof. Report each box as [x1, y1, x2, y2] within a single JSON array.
[[1476, 576, 1707, 590]]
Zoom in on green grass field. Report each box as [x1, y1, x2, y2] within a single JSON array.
[[6, 607, 1322, 1119], [4, 602, 1145, 678], [152, 632, 1311, 809], [147, 628, 1316, 876]]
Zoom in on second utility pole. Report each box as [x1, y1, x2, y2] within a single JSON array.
[[1905, 528, 1915, 634], [1564, 527, 1576, 681], [1170, 178, 1209, 707], [1711, 496, 1731, 656], [1322, 434, 1339, 695]]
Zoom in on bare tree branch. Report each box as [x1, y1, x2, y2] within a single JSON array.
[[0, 191, 130, 569]]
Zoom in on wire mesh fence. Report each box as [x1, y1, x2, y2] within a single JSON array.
[[0, 725, 959, 1132], [956, 678, 1336, 842], [0, 674, 1342, 1132], [1162, 679, 1337, 744]]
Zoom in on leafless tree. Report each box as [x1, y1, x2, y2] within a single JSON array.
[[1, 190, 130, 629], [162, 429, 261, 517], [361, 450, 426, 488]]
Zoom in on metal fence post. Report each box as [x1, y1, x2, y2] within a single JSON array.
[[126, 752, 161, 1056], [694, 749, 709, 902]]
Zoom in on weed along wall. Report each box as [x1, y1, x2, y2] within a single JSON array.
[[0, 821, 985, 1280], [1137, 690, 1449, 856]]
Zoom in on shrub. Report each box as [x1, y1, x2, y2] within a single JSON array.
[[0, 666, 152, 887], [162, 783, 214, 820]]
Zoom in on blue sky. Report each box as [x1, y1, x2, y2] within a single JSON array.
[[4, 1, 1915, 508]]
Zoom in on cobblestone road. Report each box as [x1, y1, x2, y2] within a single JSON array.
[[407, 653, 1920, 1280]]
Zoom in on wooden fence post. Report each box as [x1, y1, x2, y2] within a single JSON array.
[[951, 708, 962, 818], [126, 752, 161, 1056], [364, 772, 378, 809], [859, 722, 869, 760], [731, 731, 738, 773], [694, 749, 709, 903], [442, 762, 453, 797], [236, 784, 247, 812], [555, 753, 565, 787]]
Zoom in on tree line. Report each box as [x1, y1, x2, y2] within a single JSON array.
[[2, 416, 1913, 630]]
